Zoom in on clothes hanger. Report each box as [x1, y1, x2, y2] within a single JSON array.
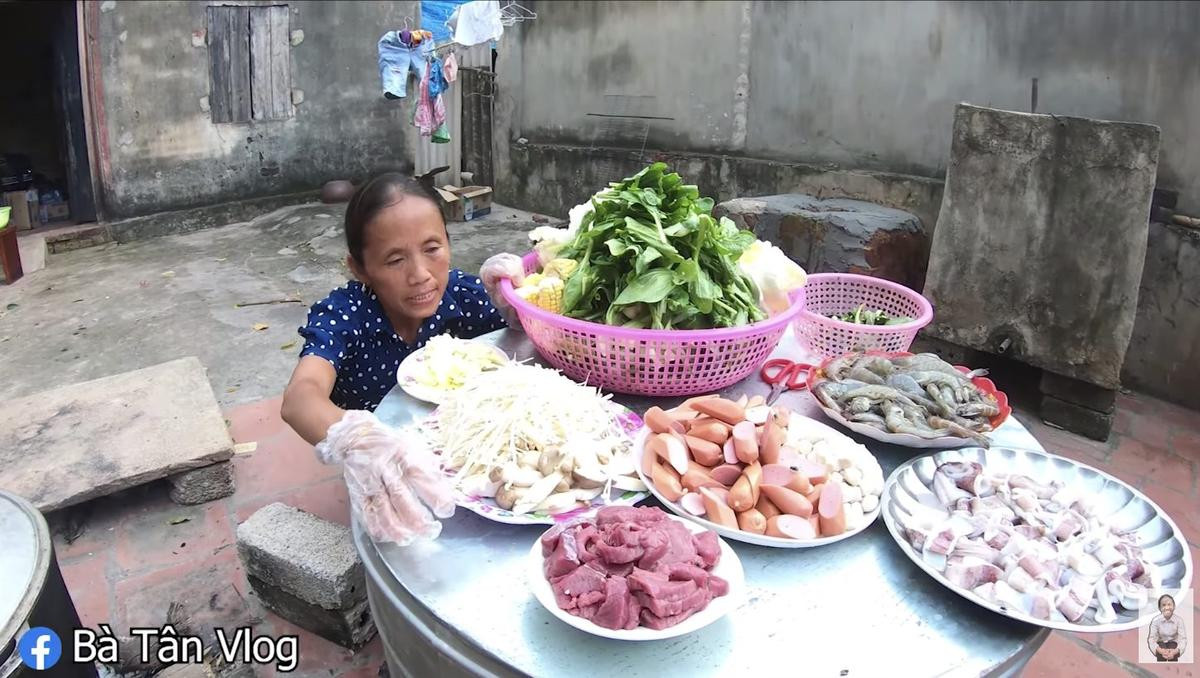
[[499, 1, 537, 26]]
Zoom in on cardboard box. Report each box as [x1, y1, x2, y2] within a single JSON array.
[[439, 185, 493, 222], [40, 202, 70, 224], [3, 189, 38, 230]]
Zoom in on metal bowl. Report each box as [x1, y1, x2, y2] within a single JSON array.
[[881, 446, 1194, 632]]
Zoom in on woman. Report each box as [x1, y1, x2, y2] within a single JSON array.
[[1148, 594, 1187, 662], [281, 173, 524, 545]]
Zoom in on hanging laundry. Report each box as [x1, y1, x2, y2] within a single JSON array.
[[443, 53, 459, 83], [377, 31, 435, 99], [413, 69, 447, 137], [452, 0, 503, 47], [432, 121, 451, 144], [428, 56, 450, 98], [422, 0, 471, 44]]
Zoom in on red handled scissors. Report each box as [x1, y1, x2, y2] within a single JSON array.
[[759, 358, 813, 405]]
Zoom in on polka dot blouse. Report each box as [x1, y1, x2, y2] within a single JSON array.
[[298, 269, 507, 411]]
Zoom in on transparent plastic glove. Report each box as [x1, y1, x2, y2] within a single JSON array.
[[315, 411, 455, 546], [480, 253, 526, 328], [739, 240, 807, 316]]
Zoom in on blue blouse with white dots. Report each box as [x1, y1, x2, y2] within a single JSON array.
[[298, 269, 507, 411]]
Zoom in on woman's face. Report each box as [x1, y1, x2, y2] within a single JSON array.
[[351, 196, 450, 323], [1161, 598, 1175, 618]]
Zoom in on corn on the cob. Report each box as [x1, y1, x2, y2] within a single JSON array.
[[543, 258, 578, 280], [515, 276, 564, 312]]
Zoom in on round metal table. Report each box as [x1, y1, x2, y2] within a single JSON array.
[[359, 328, 1050, 678]]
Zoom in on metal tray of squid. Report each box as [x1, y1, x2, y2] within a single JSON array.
[[881, 446, 1194, 632]]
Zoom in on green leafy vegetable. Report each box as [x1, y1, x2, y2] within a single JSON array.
[[556, 163, 766, 330], [830, 304, 914, 326]]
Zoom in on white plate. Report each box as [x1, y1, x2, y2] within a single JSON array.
[[813, 403, 983, 449], [882, 447, 1194, 632], [527, 513, 745, 640], [632, 421, 881, 548], [396, 338, 509, 404], [424, 401, 651, 525]]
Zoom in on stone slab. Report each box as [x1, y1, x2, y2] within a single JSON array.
[[0, 357, 234, 512], [923, 103, 1160, 390], [1042, 395, 1113, 442], [169, 461, 236, 505], [236, 502, 365, 610], [715, 194, 928, 290], [248, 574, 376, 649]]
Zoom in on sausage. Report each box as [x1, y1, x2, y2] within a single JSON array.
[[804, 483, 824, 507], [681, 468, 719, 492], [651, 462, 685, 501], [653, 433, 690, 475], [644, 406, 676, 435], [709, 464, 743, 487], [737, 508, 767, 535], [680, 394, 719, 412], [807, 513, 822, 537], [777, 447, 803, 469], [761, 464, 812, 495], [691, 420, 732, 446], [722, 438, 738, 464], [747, 394, 766, 408], [760, 484, 813, 518], [703, 485, 731, 505], [756, 493, 782, 520], [799, 460, 829, 486], [766, 514, 816, 540], [759, 418, 783, 465], [729, 474, 755, 512], [642, 435, 664, 477], [743, 461, 762, 505], [691, 398, 746, 426], [735, 394, 749, 409], [732, 421, 760, 464], [685, 435, 724, 466], [818, 482, 847, 536], [666, 407, 700, 424], [680, 493, 707, 515], [699, 487, 739, 529]]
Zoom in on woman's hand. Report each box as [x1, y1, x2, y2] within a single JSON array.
[[316, 411, 456, 545], [480, 253, 526, 328]]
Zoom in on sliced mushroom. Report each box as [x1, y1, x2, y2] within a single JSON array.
[[494, 484, 524, 510], [502, 464, 542, 487], [538, 447, 563, 476], [537, 492, 580, 515], [572, 466, 608, 489], [460, 473, 500, 498], [513, 472, 564, 515], [573, 486, 604, 501], [611, 475, 648, 492]]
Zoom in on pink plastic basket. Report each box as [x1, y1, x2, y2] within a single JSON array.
[[793, 272, 933, 359], [498, 253, 806, 396]]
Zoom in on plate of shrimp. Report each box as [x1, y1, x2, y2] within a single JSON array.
[[805, 351, 1011, 449]]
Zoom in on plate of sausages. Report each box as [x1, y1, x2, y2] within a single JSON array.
[[634, 395, 884, 548]]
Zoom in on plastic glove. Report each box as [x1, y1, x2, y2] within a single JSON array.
[[316, 411, 455, 546], [479, 253, 526, 328], [739, 240, 807, 316]]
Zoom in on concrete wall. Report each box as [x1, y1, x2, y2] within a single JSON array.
[[494, 1, 1200, 215], [91, 1, 420, 218]]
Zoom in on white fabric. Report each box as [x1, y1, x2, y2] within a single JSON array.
[[453, 0, 504, 47]]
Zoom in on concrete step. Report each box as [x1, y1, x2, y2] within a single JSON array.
[[41, 222, 114, 253]]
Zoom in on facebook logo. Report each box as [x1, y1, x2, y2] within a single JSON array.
[[18, 627, 62, 670]]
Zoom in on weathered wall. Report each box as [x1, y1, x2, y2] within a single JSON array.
[[92, 1, 420, 218], [494, 0, 1200, 215], [1122, 223, 1200, 409]]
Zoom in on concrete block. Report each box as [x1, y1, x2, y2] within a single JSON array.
[[1039, 371, 1117, 414], [248, 574, 376, 649], [1041, 395, 1113, 442], [715, 194, 928, 291], [0, 357, 234, 512], [168, 461, 236, 505], [924, 104, 1160, 390], [236, 502, 365, 610]]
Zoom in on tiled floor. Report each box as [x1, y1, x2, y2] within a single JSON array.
[[50, 391, 1197, 677]]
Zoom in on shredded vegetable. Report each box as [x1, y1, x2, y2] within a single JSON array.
[[411, 335, 506, 391], [418, 363, 642, 514]]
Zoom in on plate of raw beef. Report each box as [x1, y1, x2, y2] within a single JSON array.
[[528, 505, 745, 640]]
